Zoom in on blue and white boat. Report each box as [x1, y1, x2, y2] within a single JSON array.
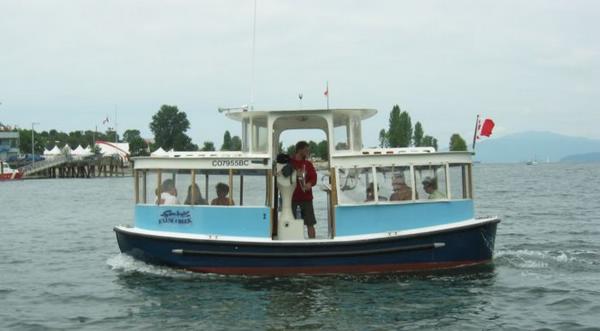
[[114, 108, 499, 275]]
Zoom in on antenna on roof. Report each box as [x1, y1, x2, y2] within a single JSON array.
[[249, 0, 257, 111]]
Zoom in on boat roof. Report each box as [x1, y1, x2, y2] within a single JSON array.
[[225, 108, 378, 122]]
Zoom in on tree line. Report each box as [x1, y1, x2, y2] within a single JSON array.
[[11, 103, 468, 158], [380, 104, 468, 151]]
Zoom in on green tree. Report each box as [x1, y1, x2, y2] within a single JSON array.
[[387, 105, 412, 147], [149, 105, 195, 151], [308, 141, 319, 156], [449, 133, 468, 151], [221, 131, 232, 151], [123, 129, 148, 156], [378, 129, 388, 148], [105, 129, 119, 143], [18, 129, 44, 155], [422, 135, 438, 150], [231, 135, 242, 151], [201, 141, 215, 151], [398, 111, 412, 147], [413, 122, 424, 147], [387, 105, 401, 147], [317, 140, 329, 160]]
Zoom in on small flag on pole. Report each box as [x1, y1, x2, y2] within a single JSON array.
[[103, 116, 109, 124], [480, 119, 495, 137], [472, 115, 495, 151]]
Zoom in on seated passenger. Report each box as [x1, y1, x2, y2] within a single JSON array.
[[211, 182, 235, 206], [422, 177, 446, 200], [389, 176, 413, 201], [184, 183, 207, 205], [157, 179, 179, 205], [365, 182, 387, 202]]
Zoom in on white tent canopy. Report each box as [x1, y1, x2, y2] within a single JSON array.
[[72, 145, 93, 158], [44, 145, 62, 158], [72, 145, 85, 155], [82, 146, 93, 156], [151, 147, 168, 157]]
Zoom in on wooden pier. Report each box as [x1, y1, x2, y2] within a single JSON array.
[[22, 156, 129, 179]]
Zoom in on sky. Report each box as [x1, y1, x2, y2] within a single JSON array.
[[1, 0, 599, 149]]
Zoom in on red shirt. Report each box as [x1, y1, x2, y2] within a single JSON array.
[[291, 157, 317, 202]]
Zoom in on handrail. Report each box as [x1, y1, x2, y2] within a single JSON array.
[[20, 155, 72, 175]]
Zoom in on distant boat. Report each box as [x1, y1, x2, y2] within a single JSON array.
[[0, 161, 23, 181], [526, 155, 538, 165]]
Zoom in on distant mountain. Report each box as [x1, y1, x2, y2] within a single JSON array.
[[561, 152, 600, 162], [474, 131, 600, 163]]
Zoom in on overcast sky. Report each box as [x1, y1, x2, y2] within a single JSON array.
[[1, 0, 599, 148]]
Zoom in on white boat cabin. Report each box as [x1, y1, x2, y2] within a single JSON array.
[[131, 109, 474, 240]]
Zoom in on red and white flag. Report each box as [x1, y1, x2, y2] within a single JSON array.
[[324, 84, 329, 97], [472, 115, 495, 151], [479, 119, 495, 137]]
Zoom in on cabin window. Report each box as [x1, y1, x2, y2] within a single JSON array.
[[242, 118, 250, 152], [134, 170, 145, 203], [375, 166, 413, 202], [137, 168, 270, 207], [333, 114, 351, 151], [449, 163, 471, 199], [251, 118, 268, 154], [337, 166, 374, 204], [199, 169, 270, 206], [172, 171, 204, 205], [141, 170, 181, 205], [235, 170, 269, 206], [203, 171, 235, 205], [414, 165, 448, 201], [333, 124, 349, 151]]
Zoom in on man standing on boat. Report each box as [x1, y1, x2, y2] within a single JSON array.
[[291, 141, 318, 239]]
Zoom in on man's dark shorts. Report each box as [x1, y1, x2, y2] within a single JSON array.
[[292, 200, 317, 227]]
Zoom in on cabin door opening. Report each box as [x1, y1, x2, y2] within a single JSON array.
[[274, 128, 333, 239]]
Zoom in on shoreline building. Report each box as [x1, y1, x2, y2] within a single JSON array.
[[0, 127, 20, 161]]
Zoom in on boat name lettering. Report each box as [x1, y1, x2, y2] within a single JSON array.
[[212, 159, 250, 167], [159, 210, 192, 225]]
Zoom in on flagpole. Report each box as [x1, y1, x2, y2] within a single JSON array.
[[249, 0, 257, 111], [114, 105, 118, 143], [471, 114, 480, 152]]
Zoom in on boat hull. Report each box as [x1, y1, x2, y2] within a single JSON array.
[[0, 172, 23, 181], [114, 219, 499, 275]]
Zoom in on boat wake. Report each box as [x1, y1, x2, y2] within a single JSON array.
[[106, 253, 202, 279], [495, 249, 598, 271]]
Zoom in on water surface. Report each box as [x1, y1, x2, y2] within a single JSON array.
[[1, 163, 599, 330]]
